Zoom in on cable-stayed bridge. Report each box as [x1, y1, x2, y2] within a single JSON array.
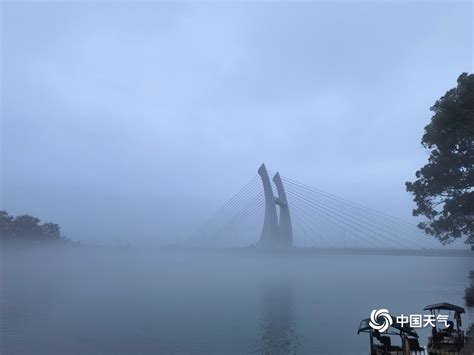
[[190, 164, 441, 250]]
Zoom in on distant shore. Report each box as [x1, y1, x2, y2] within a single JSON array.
[[3, 242, 472, 259], [161, 245, 474, 257]]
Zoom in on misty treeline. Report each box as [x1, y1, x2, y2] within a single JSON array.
[[0, 210, 73, 245]]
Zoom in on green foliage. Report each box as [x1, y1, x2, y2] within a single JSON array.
[[0, 210, 65, 244], [406, 73, 474, 245]]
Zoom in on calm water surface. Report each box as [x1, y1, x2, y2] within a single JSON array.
[[1, 247, 473, 354]]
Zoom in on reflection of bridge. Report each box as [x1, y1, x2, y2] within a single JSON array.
[[256, 281, 297, 355], [193, 164, 438, 249]]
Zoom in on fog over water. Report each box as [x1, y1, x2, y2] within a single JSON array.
[[1, 247, 473, 354], [2, 1, 472, 246]]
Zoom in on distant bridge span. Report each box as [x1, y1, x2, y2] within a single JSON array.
[[193, 164, 441, 250]]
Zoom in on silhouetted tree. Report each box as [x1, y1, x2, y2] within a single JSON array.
[[406, 73, 474, 245], [0, 210, 69, 244], [41, 222, 61, 240], [0, 210, 14, 240], [12, 215, 42, 240]]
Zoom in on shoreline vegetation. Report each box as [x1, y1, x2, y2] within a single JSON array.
[[463, 274, 474, 354], [0, 210, 77, 246]]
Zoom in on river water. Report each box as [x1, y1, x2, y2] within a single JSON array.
[[1, 247, 473, 354]]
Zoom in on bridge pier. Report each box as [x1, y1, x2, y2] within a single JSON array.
[[258, 164, 279, 247], [273, 172, 293, 247], [258, 164, 293, 248]]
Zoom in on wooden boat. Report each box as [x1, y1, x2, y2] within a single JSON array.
[[424, 302, 465, 355], [358, 315, 425, 354]]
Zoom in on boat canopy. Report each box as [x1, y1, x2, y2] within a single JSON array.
[[357, 316, 419, 338], [423, 303, 465, 314]]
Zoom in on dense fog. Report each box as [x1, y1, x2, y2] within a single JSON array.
[[2, 1, 472, 246]]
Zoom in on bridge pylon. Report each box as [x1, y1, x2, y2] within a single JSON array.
[[257, 164, 293, 248]]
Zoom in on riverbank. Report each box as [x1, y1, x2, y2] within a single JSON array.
[[462, 272, 474, 354], [461, 325, 474, 354]]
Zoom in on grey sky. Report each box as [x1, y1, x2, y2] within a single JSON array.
[[1, 1, 472, 245]]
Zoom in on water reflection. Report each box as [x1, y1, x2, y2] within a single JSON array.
[[1, 249, 471, 354], [1, 251, 58, 354], [255, 281, 298, 355]]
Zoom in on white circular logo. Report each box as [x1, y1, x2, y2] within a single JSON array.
[[369, 309, 393, 333]]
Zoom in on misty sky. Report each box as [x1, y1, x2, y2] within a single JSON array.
[[1, 1, 473, 245]]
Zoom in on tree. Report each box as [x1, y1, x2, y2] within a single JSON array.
[[0, 210, 69, 244], [41, 222, 61, 240], [406, 73, 474, 245], [12, 215, 42, 240], [0, 210, 14, 239]]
